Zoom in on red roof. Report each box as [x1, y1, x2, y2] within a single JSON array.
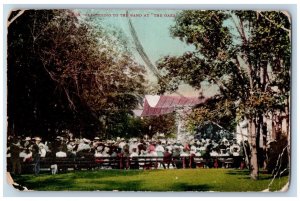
[[140, 95, 205, 117]]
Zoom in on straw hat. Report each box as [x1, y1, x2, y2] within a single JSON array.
[[25, 137, 31, 141], [83, 138, 90, 143]]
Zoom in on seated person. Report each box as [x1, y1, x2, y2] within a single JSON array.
[[155, 141, 165, 157], [130, 148, 139, 157], [130, 148, 139, 169], [210, 149, 219, 157], [162, 148, 174, 169], [180, 149, 190, 168], [172, 146, 182, 168], [56, 149, 67, 157], [94, 150, 103, 157], [19, 149, 27, 158], [23, 149, 33, 162]]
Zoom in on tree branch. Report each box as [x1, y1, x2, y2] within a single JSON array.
[[257, 11, 291, 40], [7, 10, 26, 27]]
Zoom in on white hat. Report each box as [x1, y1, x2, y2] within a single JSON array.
[[83, 138, 90, 143], [25, 137, 31, 141], [35, 137, 41, 141], [132, 138, 137, 142], [94, 137, 100, 140]]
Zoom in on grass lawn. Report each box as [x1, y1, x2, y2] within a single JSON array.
[[11, 169, 288, 192]]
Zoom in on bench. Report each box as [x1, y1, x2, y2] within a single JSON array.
[[7, 156, 244, 173]]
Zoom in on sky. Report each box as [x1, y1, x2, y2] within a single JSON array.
[[77, 9, 218, 97]]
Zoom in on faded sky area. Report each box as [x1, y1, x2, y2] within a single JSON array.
[[77, 9, 219, 97]]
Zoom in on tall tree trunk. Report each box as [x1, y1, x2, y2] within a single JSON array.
[[262, 119, 268, 170], [285, 97, 290, 171], [249, 117, 259, 180], [256, 113, 263, 171]]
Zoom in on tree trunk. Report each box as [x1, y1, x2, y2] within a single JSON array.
[[285, 97, 290, 172], [249, 117, 259, 180]]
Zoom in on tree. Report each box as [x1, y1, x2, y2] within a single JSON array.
[[157, 10, 290, 179], [141, 113, 177, 139], [185, 97, 237, 134], [7, 9, 146, 139]]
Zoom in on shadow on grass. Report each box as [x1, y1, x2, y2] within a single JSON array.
[[226, 170, 277, 181], [88, 180, 143, 191], [12, 170, 149, 191], [13, 169, 146, 180], [170, 183, 211, 191], [13, 176, 77, 191], [225, 170, 250, 176]]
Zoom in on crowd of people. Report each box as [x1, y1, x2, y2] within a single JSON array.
[[7, 134, 245, 175]]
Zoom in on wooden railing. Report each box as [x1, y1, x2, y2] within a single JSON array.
[[7, 155, 245, 173]]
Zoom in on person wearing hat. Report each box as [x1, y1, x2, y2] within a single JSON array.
[[172, 146, 182, 168], [31, 137, 42, 175], [165, 141, 173, 154], [118, 138, 126, 149], [129, 138, 138, 154], [93, 137, 100, 148], [23, 137, 32, 149], [66, 140, 76, 157]]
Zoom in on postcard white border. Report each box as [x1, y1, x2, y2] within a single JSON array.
[[1, 1, 298, 199]]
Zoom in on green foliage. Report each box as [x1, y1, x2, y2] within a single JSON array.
[[37, 10, 146, 112], [157, 10, 291, 130], [185, 97, 237, 133], [7, 10, 146, 139], [171, 10, 232, 59], [141, 113, 177, 138]]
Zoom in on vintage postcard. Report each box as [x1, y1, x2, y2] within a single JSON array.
[[6, 9, 291, 192]]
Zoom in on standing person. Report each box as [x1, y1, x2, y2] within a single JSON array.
[[155, 141, 165, 157], [32, 137, 42, 175], [10, 137, 22, 175]]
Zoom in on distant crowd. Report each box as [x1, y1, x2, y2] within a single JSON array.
[[7, 134, 245, 175]]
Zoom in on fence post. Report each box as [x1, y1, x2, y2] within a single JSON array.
[[119, 156, 123, 169]]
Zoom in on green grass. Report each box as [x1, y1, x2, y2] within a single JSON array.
[[11, 169, 289, 192]]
